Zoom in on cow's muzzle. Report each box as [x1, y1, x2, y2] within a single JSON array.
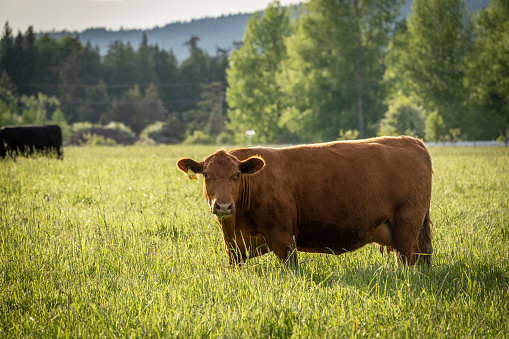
[[212, 201, 235, 218]]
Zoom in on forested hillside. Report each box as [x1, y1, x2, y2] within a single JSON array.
[[42, 14, 252, 62], [1, 0, 505, 146]]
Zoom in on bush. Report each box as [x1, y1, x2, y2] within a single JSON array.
[[182, 130, 214, 145], [425, 110, 447, 142], [338, 129, 359, 140], [50, 109, 71, 141], [80, 132, 117, 146], [0, 88, 17, 125], [140, 121, 165, 138], [72, 121, 95, 132], [104, 121, 135, 136], [216, 130, 235, 145], [378, 96, 425, 138]]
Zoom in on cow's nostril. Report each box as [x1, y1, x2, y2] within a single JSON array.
[[214, 202, 234, 215]]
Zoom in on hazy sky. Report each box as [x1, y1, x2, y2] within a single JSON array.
[[1, 0, 302, 33]]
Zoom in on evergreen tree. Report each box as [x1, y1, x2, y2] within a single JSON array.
[[136, 33, 157, 91], [103, 41, 137, 98], [110, 84, 163, 134], [58, 37, 84, 123], [14, 26, 38, 96], [34, 34, 64, 97], [179, 36, 211, 114], [152, 46, 181, 113], [80, 42, 103, 85], [78, 81, 111, 123], [0, 23, 14, 86], [182, 81, 226, 137]]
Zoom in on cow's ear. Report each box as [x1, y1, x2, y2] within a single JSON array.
[[239, 156, 265, 175], [177, 158, 203, 180]]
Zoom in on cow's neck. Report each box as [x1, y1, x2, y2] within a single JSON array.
[[237, 175, 257, 211]]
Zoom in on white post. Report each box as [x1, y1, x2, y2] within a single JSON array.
[[245, 130, 255, 146]]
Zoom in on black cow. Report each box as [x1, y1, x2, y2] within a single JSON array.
[[0, 125, 63, 159]]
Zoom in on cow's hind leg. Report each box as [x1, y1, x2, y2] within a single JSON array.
[[391, 207, 424, 265], [416, 209, 433, 266]]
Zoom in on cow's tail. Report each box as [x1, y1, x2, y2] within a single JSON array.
[[417, 208, 433, 266]]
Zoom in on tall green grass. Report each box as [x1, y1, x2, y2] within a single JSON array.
[[1, 146, 508, 337]]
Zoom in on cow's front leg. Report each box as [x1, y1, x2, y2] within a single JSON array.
[[226, 242, 245, 266], [267, 234, 298, 267], [225, 232, 270, 266]]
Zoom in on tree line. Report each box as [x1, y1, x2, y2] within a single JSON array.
[[0, 25, 230, 143], [228, 0, 508, 144], [1, 0, 508, 145]]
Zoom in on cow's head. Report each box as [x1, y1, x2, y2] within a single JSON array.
[[177, 150, 265, 218]]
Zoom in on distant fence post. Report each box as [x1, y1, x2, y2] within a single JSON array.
[[246, 130, 255, 146]]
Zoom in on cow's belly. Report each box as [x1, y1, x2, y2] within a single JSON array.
[[296, 221, 392, 254]]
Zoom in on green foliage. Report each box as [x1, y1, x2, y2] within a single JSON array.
[[215, 130, 235, 145], [0, 1, 506, 143], [449, 128, 462, 142], [104, 121, 135, 136], [0, 146, 508, 336], [425, 110, 447, 142], [280, 0, 403, 141], [338, 129, 359, 141], [77, 81, 111, 124], [466, 0, 509, 140], [183, 82, 227, 138], [139, 121, 165, 138], [159, 115, 186, 142], [71, 121, 95, 132], [49, 109, 71, 141], [19, 92, 60, 124], [385, 0, 474, 134], [110, 84, 164, 134], [79, 131, 118, 146], [0, 87, 17, 125], [0, 100, 14, 126], [0, 22, 225, 138], [378, 96, 426, 137], [226, 1, 293, 143], [182, 130, 215, 145]]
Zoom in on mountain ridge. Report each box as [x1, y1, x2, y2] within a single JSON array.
[[39, 13, 252, 62]]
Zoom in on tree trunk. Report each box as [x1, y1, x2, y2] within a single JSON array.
[[355, 0, 364, 139]]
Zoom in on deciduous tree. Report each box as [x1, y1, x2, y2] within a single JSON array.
[[280, 0, 402, 141], [466, 0, 509, 143], [385, 0, 474, 136], [226, 1, 292, 143]]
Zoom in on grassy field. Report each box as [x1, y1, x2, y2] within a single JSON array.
[[1, 145, 508, 338]]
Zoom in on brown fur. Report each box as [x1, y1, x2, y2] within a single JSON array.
[[177, 136, 433, 266]]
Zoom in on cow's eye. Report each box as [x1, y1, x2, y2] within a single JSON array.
[[233, 172, 241, 180], [203, 172, 209, 179]]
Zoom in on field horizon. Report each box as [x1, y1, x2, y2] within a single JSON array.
[[1, 145, 508, 337]]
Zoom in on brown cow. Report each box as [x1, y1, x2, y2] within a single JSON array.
[[177, 136, 433, 266]]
